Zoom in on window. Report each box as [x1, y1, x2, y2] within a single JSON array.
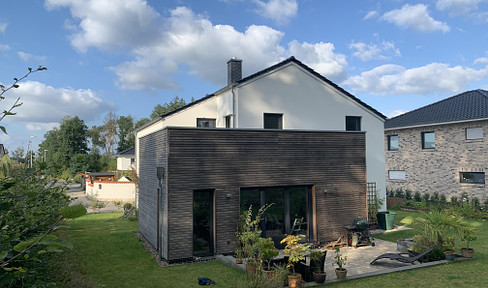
[[130, 158, 135, 164], [264, 113, 283, 129], [388, 170, 406, 181], [346, 116, 361, 131], [197, 118, 216, 128], [422, 132, 435, 149], [225, 115, 231, 128], [388, 135, 398, 151], [98, 184, 102, 189], [466, 127, 483, 140], [460, 172, 485, 184]]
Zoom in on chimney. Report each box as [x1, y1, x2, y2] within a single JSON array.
[[227, 57, 242, 85]]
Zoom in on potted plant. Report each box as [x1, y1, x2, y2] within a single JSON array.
[[333, 247, 347, 280], [461, 229, 477, 258], [257, 237, 279, 277], [235, 248, 243, 264], [443, 236, 456, 261], [280, 235, 310, 288], [309, 250, 326, 283]]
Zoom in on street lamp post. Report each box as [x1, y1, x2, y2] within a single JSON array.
[[44, 150, 48, 162]]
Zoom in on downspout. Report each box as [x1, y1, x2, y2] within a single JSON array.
[[231, 84, 236, 128]]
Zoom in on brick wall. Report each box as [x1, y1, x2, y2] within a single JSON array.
[[385, 119, 488, 201]]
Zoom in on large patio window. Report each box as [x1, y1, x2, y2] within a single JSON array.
[[240, 186, 312, 245]]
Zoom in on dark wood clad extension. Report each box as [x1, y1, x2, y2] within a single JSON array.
[[139, 128, 366, 261]]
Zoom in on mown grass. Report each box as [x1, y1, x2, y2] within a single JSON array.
[[58, 213, 245, 287], [56, 210, 487, 287]]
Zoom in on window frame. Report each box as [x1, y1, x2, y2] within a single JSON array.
[[345, 116, 361, 131], [196, 118, 216, 128], [460, 172, 485, 184], [263, 113, 283, 129], [421, 131, 435, 149], [225, 115, 232, 128], [466, 127, 483, 140], [388, 135, 399, 151], [388, 170, 406, 181]]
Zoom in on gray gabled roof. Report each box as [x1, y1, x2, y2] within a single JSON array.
[[116, 147, 135, 156], [385, 89, 488, 129]]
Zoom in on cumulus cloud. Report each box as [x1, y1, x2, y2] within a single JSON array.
[[288, 40, 347, 80], [381, 4, 450, 33], [349, 41, 400, 62], [45, 0, 161, 52], [343, 63, 488, 95], [253, 0, 298, 24], [5, 81, 114, 123]]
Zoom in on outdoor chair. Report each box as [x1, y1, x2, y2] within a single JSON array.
[[370, 247, 434, 265]]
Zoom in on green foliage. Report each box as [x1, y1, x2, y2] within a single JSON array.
[[150, 96, 190, 119], [0, 155, 12, 178], [333, 247, 347, 270], [135, 117, 151, 129], [368, 190, 384, 223], [395, 188, 405, 198], [112, 200, 123, 211], [422, 193, 430, 203], [280, 235, 310, 274], [414, 191, 422, 202], [309, 250, 325, 273], [61, 204, 87, 219], [116, 115, 135, 153], [0, 168, 81, 284], [256, 237, 278, 271], [405, 189, 412, 200]]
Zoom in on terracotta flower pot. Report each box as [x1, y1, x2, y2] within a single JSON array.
[[461, 248, 474, 258], [288, 273, 302, 288], [262, 268, 276, 279], [444, 251, 456, 261], [335, 268, 347, 280]]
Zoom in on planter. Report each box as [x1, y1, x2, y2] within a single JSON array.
[[313, 271, 326, 283], [246, 261, 257, 274], [444, 251, 456, 261], [235, 258, 243, 264], [461, 248, 474, 258], [262, 268, 276, 279], [335, 268, 347, 280], [288, 273, 302, 288]]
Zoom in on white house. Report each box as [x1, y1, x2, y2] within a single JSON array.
[[136, 57, 386, 207], [116, 147, 135, 171]]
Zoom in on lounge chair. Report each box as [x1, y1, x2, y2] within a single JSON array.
[[370, 247, 433, 265]]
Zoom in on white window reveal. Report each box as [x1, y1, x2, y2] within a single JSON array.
[[466, 127, 483, 140], [388, 170, 406, 181]]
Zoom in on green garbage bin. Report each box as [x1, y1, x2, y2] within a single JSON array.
[[377, 211, 389, 230], [385, 212, 396, 230]]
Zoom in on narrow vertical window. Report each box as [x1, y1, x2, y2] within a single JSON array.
[[225, 115, 231, 128], [346, 116, 361, 131], [388, 135, 398, 151]]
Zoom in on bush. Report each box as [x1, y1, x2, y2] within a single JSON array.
[[388, 189, 395, 198], [450, 196, 459, 207], [431, 192, 440, 204], [414, 191, 422, 202], [395, 188, 405, 199], [405, 190, 412, 200], [471, 197, 481, 211], [123, 203, 133, 211], [423, 193, 430, 204]]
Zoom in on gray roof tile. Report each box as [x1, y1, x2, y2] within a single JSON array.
[[385, 89, 488, 129]]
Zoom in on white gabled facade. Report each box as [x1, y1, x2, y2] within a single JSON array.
[[136, 57, 386, 209]]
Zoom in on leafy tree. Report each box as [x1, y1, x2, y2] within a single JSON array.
[[150, 96, 190, 119], [135, 117, 150, 129], [88, 125, 104, 150], [101, 111, 117, 157], [0, 66, 47, 134], [117, 115, 135, 153], [10, 147, 25, 163]]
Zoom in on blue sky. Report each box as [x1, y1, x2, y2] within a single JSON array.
[[1, 0, 488, 152]]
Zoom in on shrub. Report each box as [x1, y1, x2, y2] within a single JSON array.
[[414, 191, 422, 202], [388, 189, 395, 198], [423, 193, 430, 204], [405, 190, 412, 200], [461, 192, 469, 204], [439, 194, 447, 206], [431, 192, 440, 204], [450, 196, 459, 207], [395, 188, 405, 199], [123, 203, 133, 211], [471, 197, 481, 211]]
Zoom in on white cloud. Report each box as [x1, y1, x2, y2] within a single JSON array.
[[0, 44, 10, 51], [45, 0, 161, 52], [288, 40, 347, 81], [349, 41, 400, 62], [436, 0, 485, 15], [381, 4, 450, 33], [0, 22, 7, 33], [474, 57, 488, 65], [17, 51, 46, 62], [387, 110, 407, 118], [5, 81, 114, 123], [26, 122, 59, 131], [253, 0, 298, 24], [364, 10, 379, 20], [343, 63, 488, 95]]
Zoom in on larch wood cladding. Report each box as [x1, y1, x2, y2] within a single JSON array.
[[139, 127, 367, 261]]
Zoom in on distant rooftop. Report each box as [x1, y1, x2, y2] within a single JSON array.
[[117, 147, 135, 156], [385, 89, 488, 129]]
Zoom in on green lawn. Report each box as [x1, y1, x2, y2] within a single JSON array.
[[60, 213, 244, 288], [59, 211, 488, 287]]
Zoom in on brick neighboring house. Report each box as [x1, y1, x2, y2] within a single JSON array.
[[385, 89, 488, 201]]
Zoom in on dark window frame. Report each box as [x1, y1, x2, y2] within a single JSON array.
[[263, 113, 283, 129], [460, 172, 485, 184], [225, 115, 231, 128], [196, 118, 216, 128], [346, 116, 361, 131], [388, 135, 399, 151], [421, 131, 435, 149]]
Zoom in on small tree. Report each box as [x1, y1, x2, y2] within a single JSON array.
[[280, 235, 310, 275]]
